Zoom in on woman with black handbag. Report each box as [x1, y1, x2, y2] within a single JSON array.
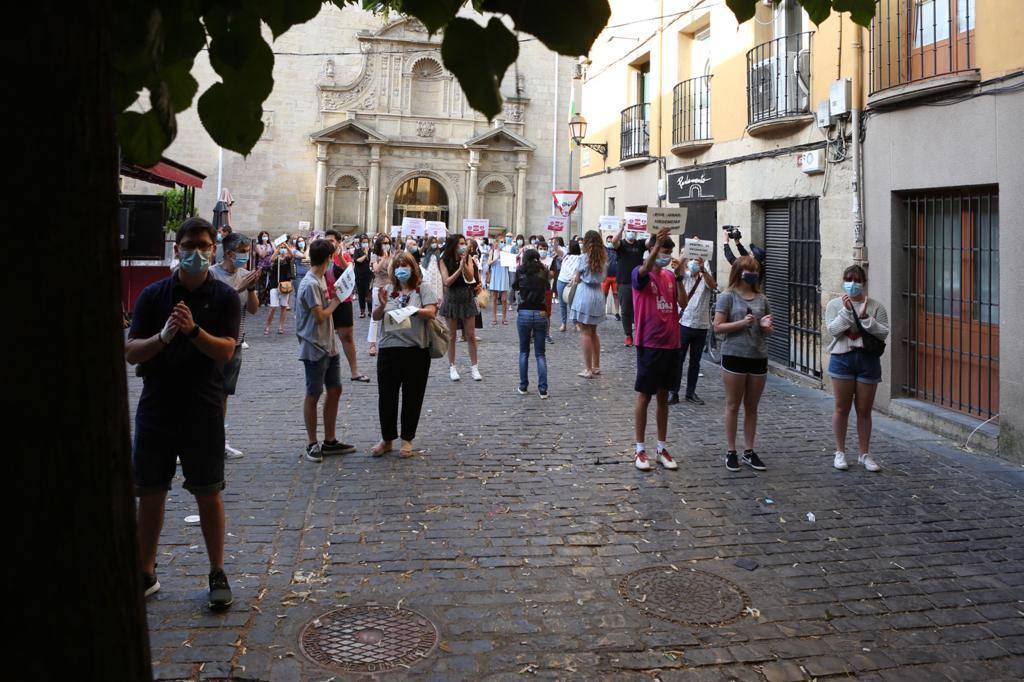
[[825, 264, 890, 472], [264, 243, 295, 335]]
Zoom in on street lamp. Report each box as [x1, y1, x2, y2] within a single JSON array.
[[568, 113, 607, 159]]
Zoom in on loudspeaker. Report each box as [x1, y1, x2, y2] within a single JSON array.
[[120, 194, 167, 260]]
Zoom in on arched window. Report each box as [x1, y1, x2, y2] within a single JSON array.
[[410, 59, 444, 116]]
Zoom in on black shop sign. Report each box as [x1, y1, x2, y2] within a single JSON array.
[[667, 166, 727, 203]]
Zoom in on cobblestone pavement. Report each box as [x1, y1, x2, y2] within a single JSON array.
[[130, 309, 1024, 681]]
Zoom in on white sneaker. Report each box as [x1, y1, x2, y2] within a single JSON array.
[[833, 451, 849, 470], [471, 366, 483, 381], [657, 449, 678, 470], [241, 341, 250, 349], [449, 365, 460, 381], [858, 453, 881, 472], [516, 386, 527, 395], [634, 450, 651, 471]]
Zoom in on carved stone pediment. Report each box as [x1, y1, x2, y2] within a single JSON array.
[[310, 119, 388, 145], [464, 127, 536, 152]]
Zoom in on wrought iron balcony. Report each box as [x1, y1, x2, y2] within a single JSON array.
[[672, 76, 712, 147], [620, 103, 650, 162], [869, 0, 977, 98], [746, 32, 813, 127]]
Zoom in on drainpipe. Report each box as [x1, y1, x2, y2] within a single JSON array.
[[656, 0, 665, 208], [851, 21, 865, 264]]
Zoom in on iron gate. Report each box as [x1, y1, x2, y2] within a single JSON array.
[[763, 198, 821, 377]]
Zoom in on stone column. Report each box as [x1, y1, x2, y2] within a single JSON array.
[[514, 161, 527, 236], [313, 143, 328, 233], [466, 149, 480, 219], [367, 145, 381, 234]]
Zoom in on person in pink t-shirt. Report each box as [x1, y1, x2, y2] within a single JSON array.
[[631, 229, 689, 471]]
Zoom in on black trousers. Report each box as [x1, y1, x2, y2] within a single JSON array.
[[377, 346, 431, 442], [356, 276, 372, 314], [672, 325, 708, 396], [617, 283, 634, 337]]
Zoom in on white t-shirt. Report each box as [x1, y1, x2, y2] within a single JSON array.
[[679, 263, 713, 330]]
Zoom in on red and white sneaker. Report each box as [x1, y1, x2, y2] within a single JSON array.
[[657, 449, 678, 470], [624, 336, 634, 347], [634, 450, 651, 471]]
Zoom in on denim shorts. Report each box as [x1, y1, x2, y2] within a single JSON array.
[[828, 349, 882, 384], [303, 353, 342, 396]]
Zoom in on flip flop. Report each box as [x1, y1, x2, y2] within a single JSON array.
[[277, 328, 284, 335], [399, 442, 415, 458], [371, 442, 393, 457], [350, 375, 370, 383], [263, 328, 270, 336]]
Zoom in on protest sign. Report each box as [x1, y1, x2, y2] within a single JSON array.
[[401, 217, 426, 238], [499, 250, 518, 269], [683, 238, 714, 261], [272, 233, 288, 247], [598, 215, 621, 232], [389, 225, 401, 238], [624, 212, 648, 233], [425, 221, 447, 239], [463, 218, 488, 238], [334, 263, 356, 301], [297, 220, 311, 231], [545, 216, 566, 233], [647, 207, 688, 235]]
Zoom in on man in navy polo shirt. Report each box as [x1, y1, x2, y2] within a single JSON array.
[[125, 217, 240, 610]]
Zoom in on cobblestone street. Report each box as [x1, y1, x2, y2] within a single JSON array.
[[131, 311, 1024, 681]]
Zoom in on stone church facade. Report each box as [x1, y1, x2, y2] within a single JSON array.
[[143, 7, 577, 237]]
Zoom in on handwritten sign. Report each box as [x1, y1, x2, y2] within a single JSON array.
[[272, 233, 289, 247], [463, 218, 488, 238], [598, 215, 621, 232], [425, 221, 447, 238], [648, 207, 688, 235], [401, 217, 426, 238], [298, 220, 311, 231], [390, 225, 401, 238], [545, 216, 566, 233], [683, 238, 714, 260], [334, 263, 356, 301], [624, 212, 648, 234]]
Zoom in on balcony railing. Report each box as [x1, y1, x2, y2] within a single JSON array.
[[672, 76, 712, 145], [620, 103, 650, 161], [746, 32, 813, 126], [870, 0, 976, 95]]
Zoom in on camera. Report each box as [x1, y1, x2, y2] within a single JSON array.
[[722, 224, 743, 241]]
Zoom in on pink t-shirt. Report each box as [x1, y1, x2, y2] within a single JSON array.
[[631, 266, 680, 349]]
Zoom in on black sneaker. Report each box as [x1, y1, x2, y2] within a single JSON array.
[[685, 393, 705, 405], [615, 313, 621, 321], [304, 442, 323, 463], [667, 392, 680, 405], [743, 450, 767, 471], [208, 569, 233, 610], [725, 450, 740, 472], [322, 439, 356, 455], [143, 565, 160, 598]]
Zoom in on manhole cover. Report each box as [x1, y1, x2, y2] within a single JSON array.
[[618, 567, 750, 626], [299, 605, 439, 674]]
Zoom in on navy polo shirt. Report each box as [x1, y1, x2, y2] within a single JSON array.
[[129, 271, 241, 421]]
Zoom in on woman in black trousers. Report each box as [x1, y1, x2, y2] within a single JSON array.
[[370, 251, 439, 459], [352, 235, 373, 318]]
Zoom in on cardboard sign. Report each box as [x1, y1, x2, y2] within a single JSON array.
[[463, 218, 489, 238], [545, 216, 566, 233], [390, 225, 401, 238], [683, 238, 714, 261], [648, 207, 688, 235], [272, 233, 288, 247], [598, 215, 621, 232], [624, 212, 648, 233], [401, 217, 426, 238], [425, 221, 447, 239]]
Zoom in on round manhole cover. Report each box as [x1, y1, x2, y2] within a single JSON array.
[[618, 567, 751, 626], [299, 605, 439, 674]]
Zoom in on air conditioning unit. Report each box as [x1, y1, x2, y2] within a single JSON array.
[[797, 149, 824, 174], [750, 58, 778, 121]]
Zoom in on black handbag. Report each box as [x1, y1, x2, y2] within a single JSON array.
[[851, 306, 885, 357]]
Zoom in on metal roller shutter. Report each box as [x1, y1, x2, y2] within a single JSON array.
[[763, 202, 790, 365]]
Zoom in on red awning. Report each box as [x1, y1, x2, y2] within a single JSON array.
[[121, 156, 206, 189]]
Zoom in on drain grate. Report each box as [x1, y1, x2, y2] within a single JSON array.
[[299, 605, 439, 674], [618, 566, 751, 626]]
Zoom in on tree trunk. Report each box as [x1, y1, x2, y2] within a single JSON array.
[[15, 2, 152, 679]]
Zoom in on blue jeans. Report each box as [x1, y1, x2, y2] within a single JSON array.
[[556, 280, 569, 326], [517, 309, 548, 392]]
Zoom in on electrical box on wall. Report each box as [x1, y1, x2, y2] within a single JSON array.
[[816, 101, 832, 128], [829, 79, 852, 117], [657, 178, 667, 200], [797, 150, 824, 174]]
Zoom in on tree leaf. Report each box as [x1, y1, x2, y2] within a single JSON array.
[[481, 0, 610, 56], [255, 0, 325, 39], [799, 0, 834, 25], [117, 110, 169, 167], [725, 0, 758, 24], [197, 82, 265, 156], [833, 0, 877, 26], [400, 0, 465, 34], [157, 64, 199, 112], [441, 17, 518, 119]]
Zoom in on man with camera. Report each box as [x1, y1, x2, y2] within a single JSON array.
[[722, 225, 765, 268]]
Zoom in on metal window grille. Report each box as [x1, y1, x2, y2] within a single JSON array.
[[869, 0, 976, 94], [620, 103, 650, 161], [746, 32, 813, 125], [902, 188, 999, 418], [672, 76, 712, 145]]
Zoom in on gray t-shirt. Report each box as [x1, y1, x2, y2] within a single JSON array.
[[209, 263, 249, 344], [378, 287, 440, 350], [295, 271, 338, 361], [715, 289, 771, 359]]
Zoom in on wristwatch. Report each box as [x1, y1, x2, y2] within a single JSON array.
[[187, 324, 201, 339]]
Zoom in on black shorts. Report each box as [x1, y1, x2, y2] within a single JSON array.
[[721, 354, 768, 376], [132, 413, 225, 497], [332, 300, 354, 329], [222, 345, 242, 395], [634, 347, 680, 395]]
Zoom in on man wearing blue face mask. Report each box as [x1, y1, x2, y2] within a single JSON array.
[[125, 217, 241, 611], [210, 233, 261, 458]]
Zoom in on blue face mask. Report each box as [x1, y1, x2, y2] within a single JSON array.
[[179, 248, 211, 275], [394, 266, 412, 282], [689, 261, 701, 274], [539, 250, 548, 259], [742, 272, 759, 286], [457, 245, 467, 255], [843, 281, 864, 297], [216, 233, 223, 243], [233, 254, 249, 268], [655, 255, 672, 268]]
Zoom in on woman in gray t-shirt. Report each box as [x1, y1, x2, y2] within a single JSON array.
[[713, 255, 774, 473], [370, 251, 438, 459]]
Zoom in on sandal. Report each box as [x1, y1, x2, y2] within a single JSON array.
[[399, 441, 415, 458], [263, 327, 270, 336], [592, 368, 602, 375], [368, 344, 377, 357], [577, 370, 594, 378], [350, 375, 370, 383], [277, 327, 285, 335], [371, 441, 393, 457]]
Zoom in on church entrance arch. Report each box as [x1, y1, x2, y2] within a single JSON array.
[[391, 176, 449, 226]]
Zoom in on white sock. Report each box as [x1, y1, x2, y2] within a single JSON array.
[[657, 441, 667, 454], [472, 364, 479, 371], [635, 442, 645, 455]]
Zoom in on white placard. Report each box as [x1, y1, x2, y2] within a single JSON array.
[[272, 233, 288, 247], [390, 225, 401, 238], [425, 221, 447, 238], [298, 220, 311, 231], [499, 250, 518, 268], [624, 212, 648, 233], [598, 215, 621, 232], [384, 305, 420, 330], [545, 216, 566, 233], [648, 207, 688, 235], [401, 217, 426, 238], [334, 263, 356, 301], [683, 238, 714, 261], [462, 218, 489, 238]]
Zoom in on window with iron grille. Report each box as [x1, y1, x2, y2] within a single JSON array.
[[902, 187, 998, 419]]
